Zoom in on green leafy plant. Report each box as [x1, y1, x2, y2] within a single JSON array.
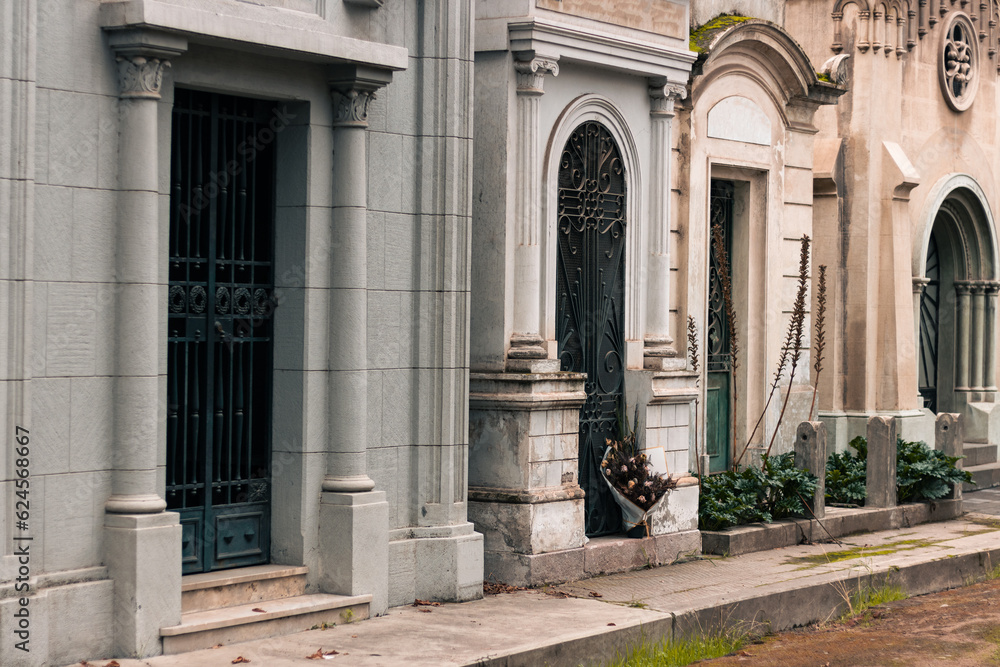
[[896, 438, 970, 502], [824, 435, 972, 505], [698, 453, 817, 531], [825, 437, 867, 505]]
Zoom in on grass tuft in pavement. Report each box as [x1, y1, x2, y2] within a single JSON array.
[[603, 628, 749, 667]]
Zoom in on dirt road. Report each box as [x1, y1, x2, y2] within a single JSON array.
[[702, 577, 1000, 666]]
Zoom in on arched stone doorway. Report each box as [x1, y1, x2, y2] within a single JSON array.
[[918, 187, 999, 415]]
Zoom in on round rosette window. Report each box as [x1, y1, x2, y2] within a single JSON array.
[[940, 12, 979, 112]]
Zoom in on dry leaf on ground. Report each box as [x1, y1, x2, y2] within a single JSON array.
[[232, 657, 251, 664], [251, 607, 266, 613], [306, 648, 340, 659]]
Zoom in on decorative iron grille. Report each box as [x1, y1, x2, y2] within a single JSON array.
[[556, 121, 626, 537], [167, 89, 276, 574], [707, 181, 734, 373]]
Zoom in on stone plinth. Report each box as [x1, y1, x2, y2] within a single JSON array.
[[866, 416, 897, 508], [469, 372, 587, 584], [794, 421, 827, 519]]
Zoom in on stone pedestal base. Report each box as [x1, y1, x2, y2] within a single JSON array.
[[468, 486, 585, 557], [105, 511, 181, 658], [482, 529, 701, 587], [965, 401, 1000, 444], [387, 523, 483, 607], [318, 491, 389, 615]]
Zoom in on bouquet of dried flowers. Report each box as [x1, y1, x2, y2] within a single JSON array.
[[601, 440, 677, 512], [601, 407, 677, 514]]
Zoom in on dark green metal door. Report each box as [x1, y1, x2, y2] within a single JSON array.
[[167, 89, 277, 574], [706, 180, 733, 473], [556, 121, 627, 537]]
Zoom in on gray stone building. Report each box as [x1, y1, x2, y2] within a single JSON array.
[[2, 1, 480, 664], [5, 0, 1000, 665]]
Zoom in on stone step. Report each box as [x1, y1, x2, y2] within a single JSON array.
[[161, 593, 371, 654], [964, 443, 999, 467], [963, 462, 1000, 492], [181, 564, 309, 614]]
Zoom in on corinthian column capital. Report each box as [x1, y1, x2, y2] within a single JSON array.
[[514, 54, 560, 94], [328, 64, 394, 128], [115, 55, 171, 99]]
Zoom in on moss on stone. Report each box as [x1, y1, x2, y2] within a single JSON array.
[[817, 71, 834, 83], [689, 14, 753, 54]]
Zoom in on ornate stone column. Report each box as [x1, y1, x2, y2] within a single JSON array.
[[508, 53, 559, 370], [986, 281, 999, 392], [644, 81, 686, 369], [103, 28, 186, 658], [319, 64, 392, 615], [972, 281, 987, 391], [955, 280, 972, 391]]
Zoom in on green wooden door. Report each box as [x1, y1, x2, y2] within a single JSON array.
[[705, 180, 734, 473]]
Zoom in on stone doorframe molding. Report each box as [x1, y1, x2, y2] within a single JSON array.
[[508, 51, 560, 371], [103, 26, 188, 659]]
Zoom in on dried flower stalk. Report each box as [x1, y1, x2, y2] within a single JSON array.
[[687, 315, 700, 373], [711, 223, 739, 466], [809, 265, 827, 421], [766, 235, 811, 457], [687, 316, 702, 485]]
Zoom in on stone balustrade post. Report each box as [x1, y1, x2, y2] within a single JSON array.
[[508, 53, 559, 369], [795, 421, 827, 519], [935, 412, 963, 500], [866, 415, 897, 508], [644, 81, 686, 368]]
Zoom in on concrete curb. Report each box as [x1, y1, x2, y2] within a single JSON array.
[[701, 499, 963, 556], [471, 534, 1000, 666]]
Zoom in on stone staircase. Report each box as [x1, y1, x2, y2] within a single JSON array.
[[963, 443, 1000, 492], [161, 565, 370, 654]]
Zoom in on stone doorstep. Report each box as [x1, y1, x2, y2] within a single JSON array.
[[181, 564, 309, 613], [701, 500, 964, 556], [964, 443, 999, 467], [965, 462, 1000, 492], [161, 594, 371, 655]]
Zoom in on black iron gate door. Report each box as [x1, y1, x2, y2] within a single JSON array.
[[167, 89, 276, 574], [919, 231, 941, 412], [556, 121, 626, 537]]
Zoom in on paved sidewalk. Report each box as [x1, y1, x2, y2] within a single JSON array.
[[86, 509, 1000, 667], [963, 487, 1000, 515]]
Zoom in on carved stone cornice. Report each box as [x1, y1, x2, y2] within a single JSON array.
[[115, 54, 171, 99], [648, 82, 687, 117], [514, 54, 559, 94]]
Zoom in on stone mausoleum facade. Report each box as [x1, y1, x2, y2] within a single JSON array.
[[2, 0, 999, 665]]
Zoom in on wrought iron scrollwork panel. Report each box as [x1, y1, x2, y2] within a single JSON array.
[[167, 89, 276, 573], [707, 182, 734, 373], [556, 121, 626, 537]]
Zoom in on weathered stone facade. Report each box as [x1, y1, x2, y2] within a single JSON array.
[[3, 0, 998, 664]]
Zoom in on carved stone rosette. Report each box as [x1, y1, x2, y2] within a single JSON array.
[[940, 12, 979, 112], [331, 87, 377, 127], [116, 55, 171, 99]]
